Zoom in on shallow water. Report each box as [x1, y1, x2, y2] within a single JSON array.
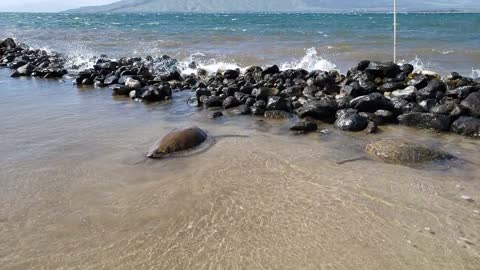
[[1, 13, 480, 76], [0, 69, 480, 269]]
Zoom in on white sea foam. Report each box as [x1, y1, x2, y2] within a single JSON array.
[[280, 47, 336, 71], [178, 47, 337, 76], [406, 56, 427, 73], [473, 69, 480, 79], [179, 53, 245, 75]]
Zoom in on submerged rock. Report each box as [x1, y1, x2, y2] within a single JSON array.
[[264, 110, 291, 119], [147, 126, 208, 159], [290, 120, 318, 132], [365, 139, 455, 165]]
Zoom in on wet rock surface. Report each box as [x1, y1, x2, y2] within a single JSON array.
[[2, 37, 480, 139]]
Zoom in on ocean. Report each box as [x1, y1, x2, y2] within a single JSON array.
[[1, 12, 479, 76], [1, 12, 480, 269]]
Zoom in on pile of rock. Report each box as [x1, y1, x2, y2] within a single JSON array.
[[73, 55, 202, 102], [186, 60, 480, 137], [1, 38, 479, 138], [0, 38, 67, 78]]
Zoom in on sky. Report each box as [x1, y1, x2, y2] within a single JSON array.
[[0, 0, 477, 12], [0, 0, 117, 12]]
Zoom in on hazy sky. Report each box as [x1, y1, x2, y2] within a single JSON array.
[[0, 0, 117, 12], [0, 0, 478, 12]]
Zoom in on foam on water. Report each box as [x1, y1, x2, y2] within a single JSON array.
[[179, 48, 337, 76], [473, 69, 480, 79], [178, 53, 245, 75], [404, 56, 427, 73], [280, 47, 337, 71]]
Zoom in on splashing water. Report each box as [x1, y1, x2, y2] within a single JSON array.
[[280, 48, 336, 71], [177, 48, 337, 76], [408, 56, 427, 73], [178, 53, 244, 75], [472, 69, 480, 79]]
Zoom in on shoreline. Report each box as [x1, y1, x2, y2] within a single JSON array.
[[1, 37, 479, 138]]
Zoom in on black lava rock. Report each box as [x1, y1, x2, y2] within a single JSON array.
[[398, 112, 451, 131], [460, 92, 480, 117], [451, 116, 480, 137]]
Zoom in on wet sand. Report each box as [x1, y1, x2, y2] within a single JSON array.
[[0, 70, 479, 269]]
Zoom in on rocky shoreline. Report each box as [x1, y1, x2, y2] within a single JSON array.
[[1, 38, 479, 138]]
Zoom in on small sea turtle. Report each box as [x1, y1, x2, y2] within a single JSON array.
[[337, 139, 456, 167]]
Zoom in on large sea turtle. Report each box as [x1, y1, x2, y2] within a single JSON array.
[[364, 139, 455, 165], [337, 139, 457, 167], [147, 126, 209, 159], [145, 126, 248, 160]]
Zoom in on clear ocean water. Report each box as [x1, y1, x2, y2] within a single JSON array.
[[1, 12, 479, 76], [2, 12, 480, 269]]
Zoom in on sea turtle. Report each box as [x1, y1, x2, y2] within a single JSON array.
[[364, 139, 455, 165], [147, 126, 209, 159], [337, 139, 456, 167], [143, 126, 248, 161]]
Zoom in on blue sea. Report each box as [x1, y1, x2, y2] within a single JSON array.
[[1, 12, 479, 76]]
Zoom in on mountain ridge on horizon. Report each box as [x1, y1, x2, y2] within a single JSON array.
[[66, 0, 480, 13]]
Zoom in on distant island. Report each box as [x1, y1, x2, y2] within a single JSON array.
[[66, 0, 480, 13]]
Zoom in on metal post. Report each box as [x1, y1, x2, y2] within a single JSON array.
[[393, 0, 397, 63]]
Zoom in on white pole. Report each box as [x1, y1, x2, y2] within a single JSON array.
[[393, 0, 397, 63]]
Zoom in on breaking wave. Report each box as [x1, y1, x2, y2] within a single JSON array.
[[178, 48, 337, 75], [473, 69, 480, 79]]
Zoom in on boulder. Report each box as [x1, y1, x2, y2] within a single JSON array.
[[446, 86, 479, 99], [104, 75, 119, 85], [374, 110, 396, 124], [147, 126, 208, 159], [460, 92, 480, 117], [223, 69, 240, 80], [111, 84, 131, 96], [251, 106, 265, 116], [350, 93, 394, 112], [365, 61, 401, 78], [334, 110, 368, 131], [141, 86, 165, 102], [204, 96, 224, 108], [261, 65, 280, 77], [397, 112, 451, 131], [235, 104, 251, 115], [402, 102, 425, 114], [343, 81, 373, 98], [252, 87, 279, 100], [430, 101, 455, 115], [125, 78, 142, 89], [266, 96, 287, 111], [209, 111, 224, 119], [391, 86, 417, 100], [296, 98, 338, 119], [365, 121, 379, 133], [223, 96, 241, 109], [378, 82, 406, 92], [451, 116, 480, 137], [417, 80, 447, 100]]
